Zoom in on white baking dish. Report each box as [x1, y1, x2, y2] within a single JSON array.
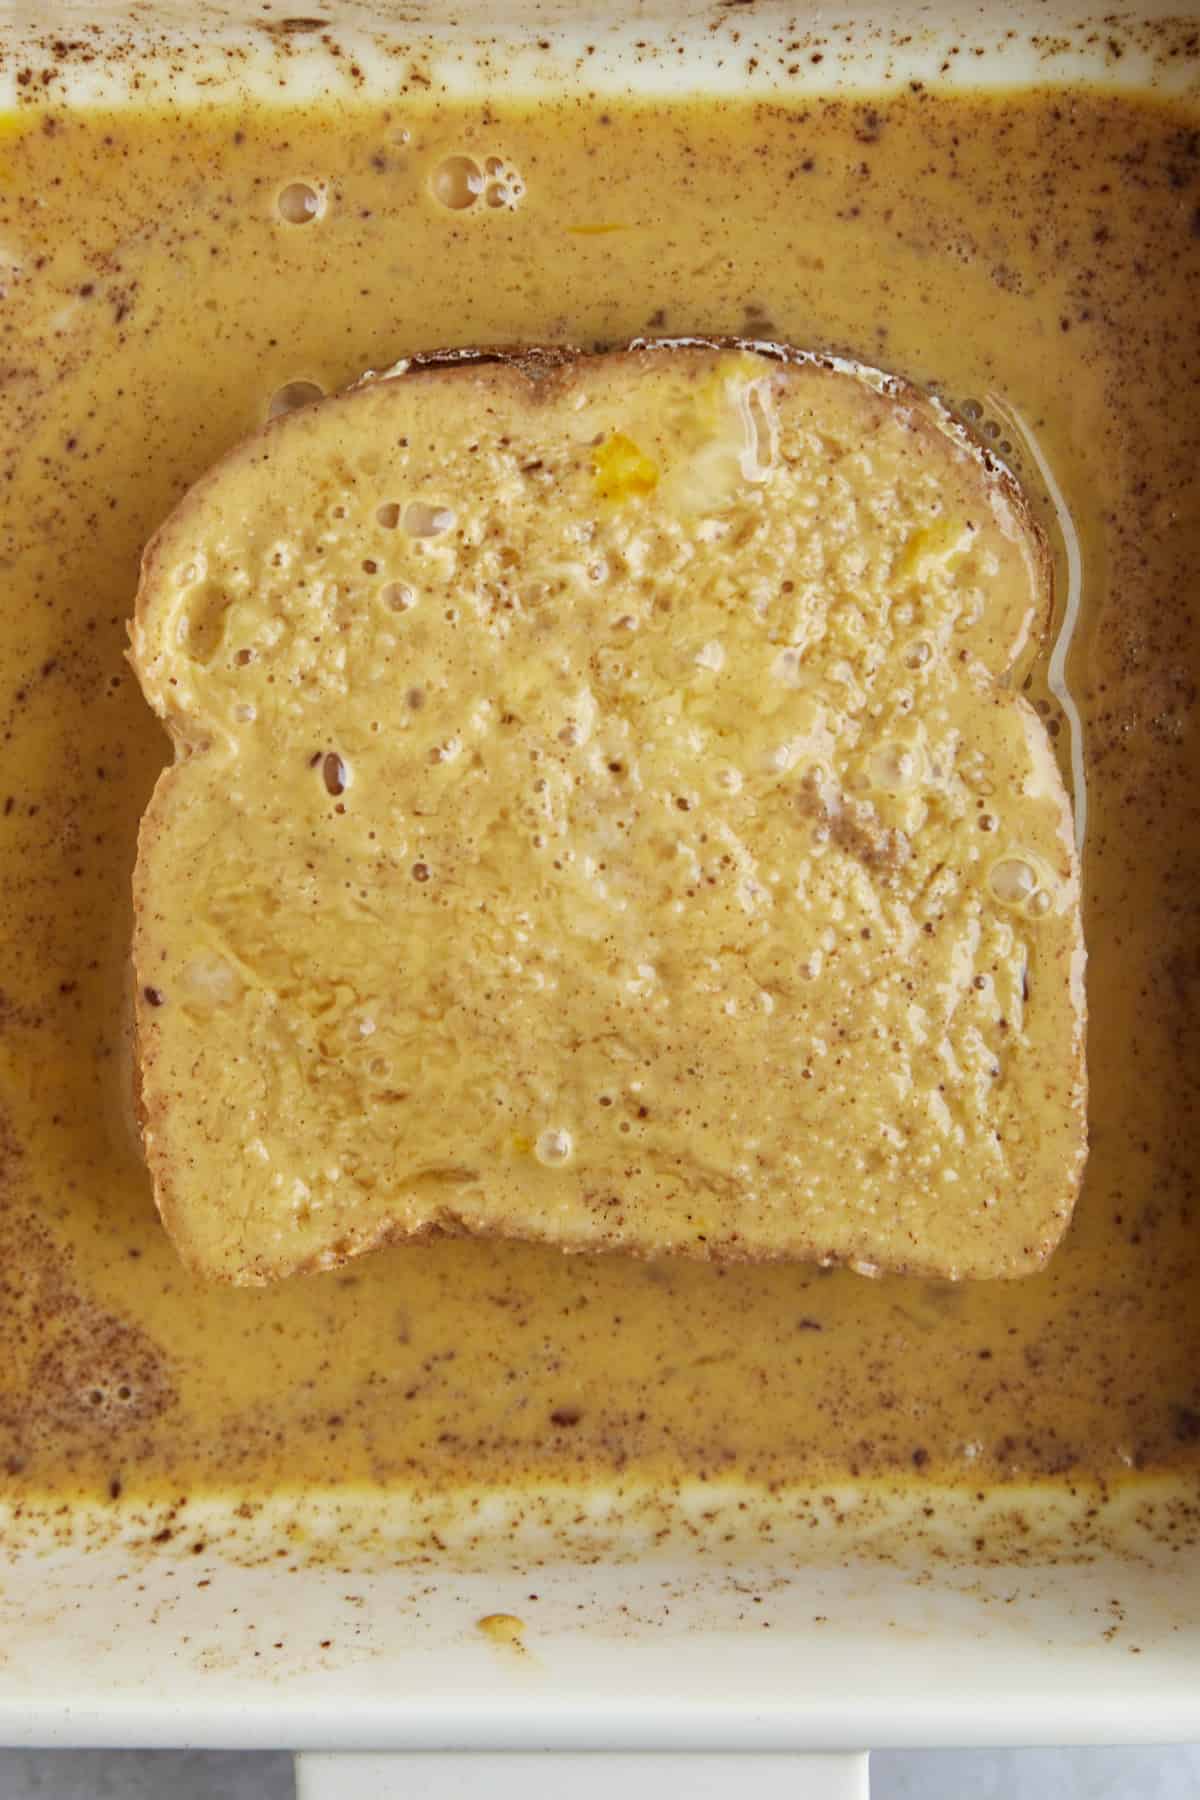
[[0, 6, 1196, 1795]]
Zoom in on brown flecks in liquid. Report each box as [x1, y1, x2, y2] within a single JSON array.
[[0, 86, 1196, 1511]]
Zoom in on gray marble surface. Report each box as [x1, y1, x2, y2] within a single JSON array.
[[1, 1749, 1199, 1796], [0, 1755, 292, 1798], [875, 1748, 1200, 1796]]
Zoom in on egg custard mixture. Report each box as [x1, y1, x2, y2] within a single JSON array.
[[0, 75, 1198, 1510]]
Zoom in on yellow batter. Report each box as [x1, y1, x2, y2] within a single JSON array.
[[0, 86, 1196, 1503]]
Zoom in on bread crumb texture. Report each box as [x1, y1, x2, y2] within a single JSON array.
[[130, 346, 1085, 1285]]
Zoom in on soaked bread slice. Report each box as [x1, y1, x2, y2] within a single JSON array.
[[129, 344, 1086, 1285]]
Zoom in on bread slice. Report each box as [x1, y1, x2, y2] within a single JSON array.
[[129, 343, 1086, 1285]]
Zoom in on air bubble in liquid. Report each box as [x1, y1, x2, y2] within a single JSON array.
[[403, 501, 456, 538], [276, 181, 324, 225], [535, 1129, 573, 1167], [473, 156, 525, 211], [904, 640, 932, 670], [431, 154, 484, 210], [381, 582, 414, 611], [989, 858, 1037, 906], [268, 380, 323, 419]]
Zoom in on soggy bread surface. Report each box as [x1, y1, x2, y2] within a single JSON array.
[[130, 344, 1086, 1285]]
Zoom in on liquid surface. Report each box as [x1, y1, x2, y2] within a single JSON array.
[[0, 86, 1197, 1503]]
